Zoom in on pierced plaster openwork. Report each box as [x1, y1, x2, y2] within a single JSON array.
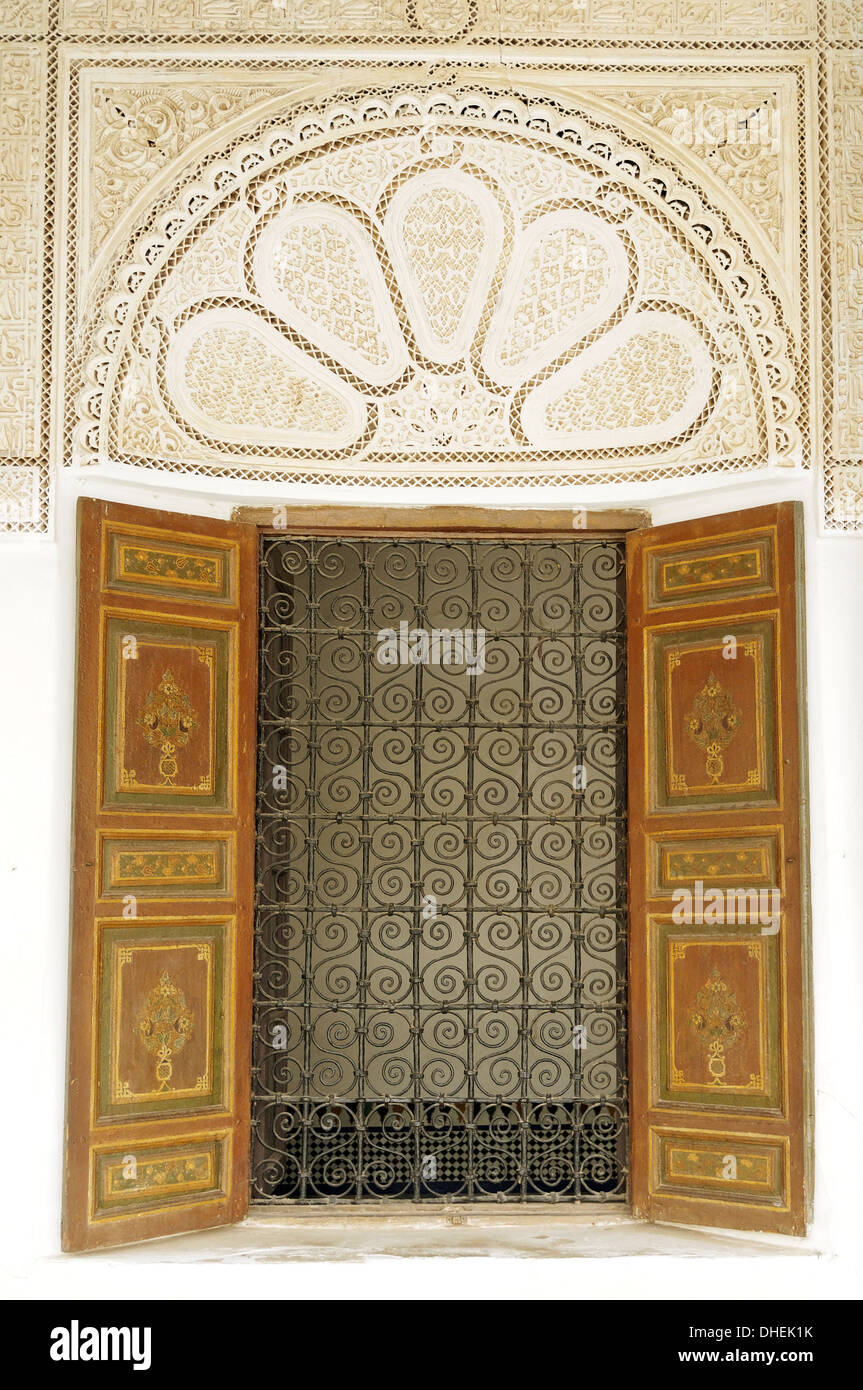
[[75, 88, 800, 487], [0, 4, 858, 531]]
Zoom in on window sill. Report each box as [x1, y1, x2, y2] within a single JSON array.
[[63, 1207, 820, 1261]]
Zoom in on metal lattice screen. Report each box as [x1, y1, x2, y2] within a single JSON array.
[[251, 534, 628, 1203]]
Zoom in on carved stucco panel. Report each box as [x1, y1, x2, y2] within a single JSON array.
[[58, 0, 817, 40], [69, 88, 799, 484], [599, 82, 797, 305], [86, 81, 282, 264], [0, 463, 41, 529], [823, 50, 863, 530], [76, 68, 801, 331], [829, 54, 863, 462], [0, 3, 49, 34], [827, 3, 863, 40], [0, 43, 45, 463]]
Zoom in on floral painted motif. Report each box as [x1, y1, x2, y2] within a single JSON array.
[[138, 669, 198, 786], [134, 972, 194, 1092], [686, 672, 742, 784], [689, 967, 747, 1086]]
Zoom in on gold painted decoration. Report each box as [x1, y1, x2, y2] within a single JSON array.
[[104, 619, 229, 809], [138, 669, 198, 787], [99, 833, 233, 899], [685, 672, 742, 784], [100, 922, 223, 1118], [111, 1152, 209, 1192], [647, 828, 782, 897], [646, 532, 778, 609], [66, 501, 254, 1251], [650, 1127, 789, 1206], [689, 967, 747, 1087], [122, 546, 219, 588], [104, 525, 239, 603], [134, 971, 195, 1093], [116, 850, 217, 882], [91, 1136, 228, 1220], [669, 847, 766, 881], [665, 551, 758, 589]]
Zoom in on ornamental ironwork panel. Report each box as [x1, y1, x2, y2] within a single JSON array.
[[251, 536, 628, 1202]]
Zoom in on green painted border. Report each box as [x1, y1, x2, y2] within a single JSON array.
[[648, 533, 775, 609], [653, 920, 783, 1114], [649, 829, 781, 895], [106, 531, 235, 604], [102, 616, 232, 812], [92, 1138, 225, 1219], [654, 1130, 786, 1206], [649, 616, 779, 812], [97, 921, 227, 1123], [100, 835, 231, 899]]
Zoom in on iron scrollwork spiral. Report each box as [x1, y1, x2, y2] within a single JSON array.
[[251, 536, 628, 1203]]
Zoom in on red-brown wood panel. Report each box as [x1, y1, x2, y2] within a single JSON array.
[[627, 502, 812, 1235], [63, 499, 257, 1251]]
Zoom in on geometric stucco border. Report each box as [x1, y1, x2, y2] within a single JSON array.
[[0, 1, 859, 533], [822, 44, 863, 530]]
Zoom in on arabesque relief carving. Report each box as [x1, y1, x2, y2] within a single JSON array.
[[0, 46, 45, 460], [57, 0, 818, 40], [2, 10, 859, 529]]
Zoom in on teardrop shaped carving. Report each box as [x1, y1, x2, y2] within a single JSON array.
[[165, 308, 366, 448], [483, 211, 631, 385], [253, 205, 408, 385], [384, 170, 504, 365], [522, 310, 715, 450]]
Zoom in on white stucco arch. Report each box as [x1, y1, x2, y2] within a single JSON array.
[[68, 81, 803, 499]]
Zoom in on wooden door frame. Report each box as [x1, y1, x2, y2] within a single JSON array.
[[240, 502, 646, 1217], [233, 504, 650, 537]]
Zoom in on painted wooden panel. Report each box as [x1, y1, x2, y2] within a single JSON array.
[[649, 921, 783, 1113], [628, 503, 811, 1235], [98, 831, 234, 899], [95, 919, 230, 1122], [650, 1127, 789, 1210], [645, 527, 777, 610], [100, 616, 233, 811], [91, 1134, 230, 1223], [63, 499, 256, 1252], [646, 827, 783, 898], [647, 617, 778, 810], [103, 522, 238, 604]]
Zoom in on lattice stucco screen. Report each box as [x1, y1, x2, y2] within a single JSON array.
[[69, 89, 800, 487], [0, 4, 861, 532]]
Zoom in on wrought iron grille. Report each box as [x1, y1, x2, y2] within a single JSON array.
[[251, 536, 628, 1203]]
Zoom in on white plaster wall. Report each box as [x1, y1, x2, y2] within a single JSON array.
[[1, 466, 861, 1300]]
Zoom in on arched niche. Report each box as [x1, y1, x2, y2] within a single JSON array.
[[72, 86, 802, 490]]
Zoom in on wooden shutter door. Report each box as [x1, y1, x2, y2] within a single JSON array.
[[627, 502, 812, 1235], [63, 500, 256, 1251]]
